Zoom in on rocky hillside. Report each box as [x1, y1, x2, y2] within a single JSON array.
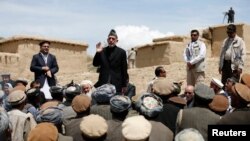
[[56, 55, 250, 100]]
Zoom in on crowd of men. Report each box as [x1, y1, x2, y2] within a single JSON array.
[[0, 23, 249, 141]]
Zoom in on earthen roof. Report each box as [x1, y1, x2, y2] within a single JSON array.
[[0, 35, 88, 48]]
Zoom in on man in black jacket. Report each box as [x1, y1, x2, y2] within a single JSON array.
[[227, 7, 235, 23], [30, 40, 59, 99], [93, 29, 128, 93]]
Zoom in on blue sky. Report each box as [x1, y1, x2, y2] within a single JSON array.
[[1, 0, 249, 56]]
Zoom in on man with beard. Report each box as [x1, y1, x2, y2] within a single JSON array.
[[93, 29, 128, 94]]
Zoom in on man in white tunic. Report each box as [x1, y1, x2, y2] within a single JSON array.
[[183, 29, 206, 86]]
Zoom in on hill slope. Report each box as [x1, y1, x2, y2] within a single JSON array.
[[56, 55, 250, 100]]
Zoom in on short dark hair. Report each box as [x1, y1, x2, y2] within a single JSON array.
[[155, 66, 164, 77], [191, 29, 199, 35], [227, 24, 236, 32], [39, 40, 51, 47]]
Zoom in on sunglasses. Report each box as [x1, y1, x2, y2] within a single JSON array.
[[191, 34, 198, 37]]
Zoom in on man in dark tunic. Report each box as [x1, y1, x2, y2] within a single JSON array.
[[93, 29, 128, 93]]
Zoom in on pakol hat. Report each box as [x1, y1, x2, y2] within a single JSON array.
[[194, 83, 215, 102], [28, 122, 58, 141], [110, 95, 131, 113], [135, 93, 163, 118], [36, 107, 63, 125], [7, 90, 27, 106], [50, 85, 64, 95], [122, 115, 152, 141], [40, 101, 60, 110], [26, 88, 41, 97], [240, 73, 250, 88], [10, 85, 26, 93], [80, 114, 108, 139], [211, 78, 224, 89], [209, 95, 229, 112], [108, 29, 118, 38], [15, 78, 28, 86], [232, 83, 250, 103], [152, 78, 175, 95], [92, 84, 116, 103], [64, 84, 81, 100], [71, 95, 91, 113]]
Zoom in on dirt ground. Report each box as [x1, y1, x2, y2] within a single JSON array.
[[56, 55, 250, 100]]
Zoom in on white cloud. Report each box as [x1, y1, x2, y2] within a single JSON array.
[[114, 25, 174, 51]]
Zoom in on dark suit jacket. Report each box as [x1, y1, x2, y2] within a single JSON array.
[[93, 46, 128, 92], [30, 53, 59, 87]]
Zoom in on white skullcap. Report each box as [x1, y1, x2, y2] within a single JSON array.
[[80, 80, 93, 87], [175, 128, 204, 141], [211, 78, 224, 88]]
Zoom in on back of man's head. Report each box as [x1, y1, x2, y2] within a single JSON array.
[[155, 66, 164, 77]]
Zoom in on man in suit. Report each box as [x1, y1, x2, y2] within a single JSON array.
[[93, 29, 128, 93], [30, 40, 59, 100]]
